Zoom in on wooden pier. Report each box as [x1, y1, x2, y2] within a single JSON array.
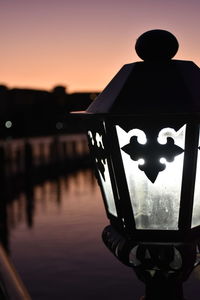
[[0, 134, 89, 178]]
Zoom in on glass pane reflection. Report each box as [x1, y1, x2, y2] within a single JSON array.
[[192, 128, 200, 228], [97, 159, 118, 217]]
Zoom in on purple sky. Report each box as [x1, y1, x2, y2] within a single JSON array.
[[1, 0, 200, 92]]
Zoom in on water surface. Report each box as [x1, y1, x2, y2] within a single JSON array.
[[6, 169, 200, 299]]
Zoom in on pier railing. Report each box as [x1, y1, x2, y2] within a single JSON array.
[[0, 244, 31, 300], [0, 134, 90, 178]]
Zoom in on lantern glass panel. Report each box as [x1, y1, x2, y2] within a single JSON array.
[[192, 127, 200, 228], [97, 158, 118, 217], [116, 124, 186, 230], [87, 130, 118, 217]]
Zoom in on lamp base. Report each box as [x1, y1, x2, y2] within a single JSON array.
[[145, 280, 184, 300], [102, 226, 197, 300]]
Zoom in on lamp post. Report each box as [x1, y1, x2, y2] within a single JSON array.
[[73, 29, 200, 299]]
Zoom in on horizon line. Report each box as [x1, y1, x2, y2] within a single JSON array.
[[0, 83, 101, 94]]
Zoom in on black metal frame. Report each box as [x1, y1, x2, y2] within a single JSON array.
[[86, 118, 125, 233]]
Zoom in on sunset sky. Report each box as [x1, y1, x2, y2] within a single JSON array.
[[1, 0, 200, 93]]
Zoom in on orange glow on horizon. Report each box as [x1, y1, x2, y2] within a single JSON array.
[[1, 0, 200, 93]]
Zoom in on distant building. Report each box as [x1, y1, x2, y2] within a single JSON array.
[[0, 85, 99, 138]]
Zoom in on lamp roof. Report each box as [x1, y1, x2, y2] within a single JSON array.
[[86, 30, 200, 115]]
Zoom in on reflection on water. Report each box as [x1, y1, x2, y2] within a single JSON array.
[[5, 169, 142, 300], [2, 169, 200, 299]]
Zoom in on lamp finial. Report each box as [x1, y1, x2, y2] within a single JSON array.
[[135, 29, 179, 61]]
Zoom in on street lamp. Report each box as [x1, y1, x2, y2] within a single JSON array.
[[73, 29, 200, 299]]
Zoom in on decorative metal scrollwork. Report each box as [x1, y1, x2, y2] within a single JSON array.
[[122, 129, 184, 183], [88, 131, 107, 180], [129, 244, 183, 277]]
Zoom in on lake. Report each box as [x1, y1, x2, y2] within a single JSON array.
[[4, 168, 200, 299]]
